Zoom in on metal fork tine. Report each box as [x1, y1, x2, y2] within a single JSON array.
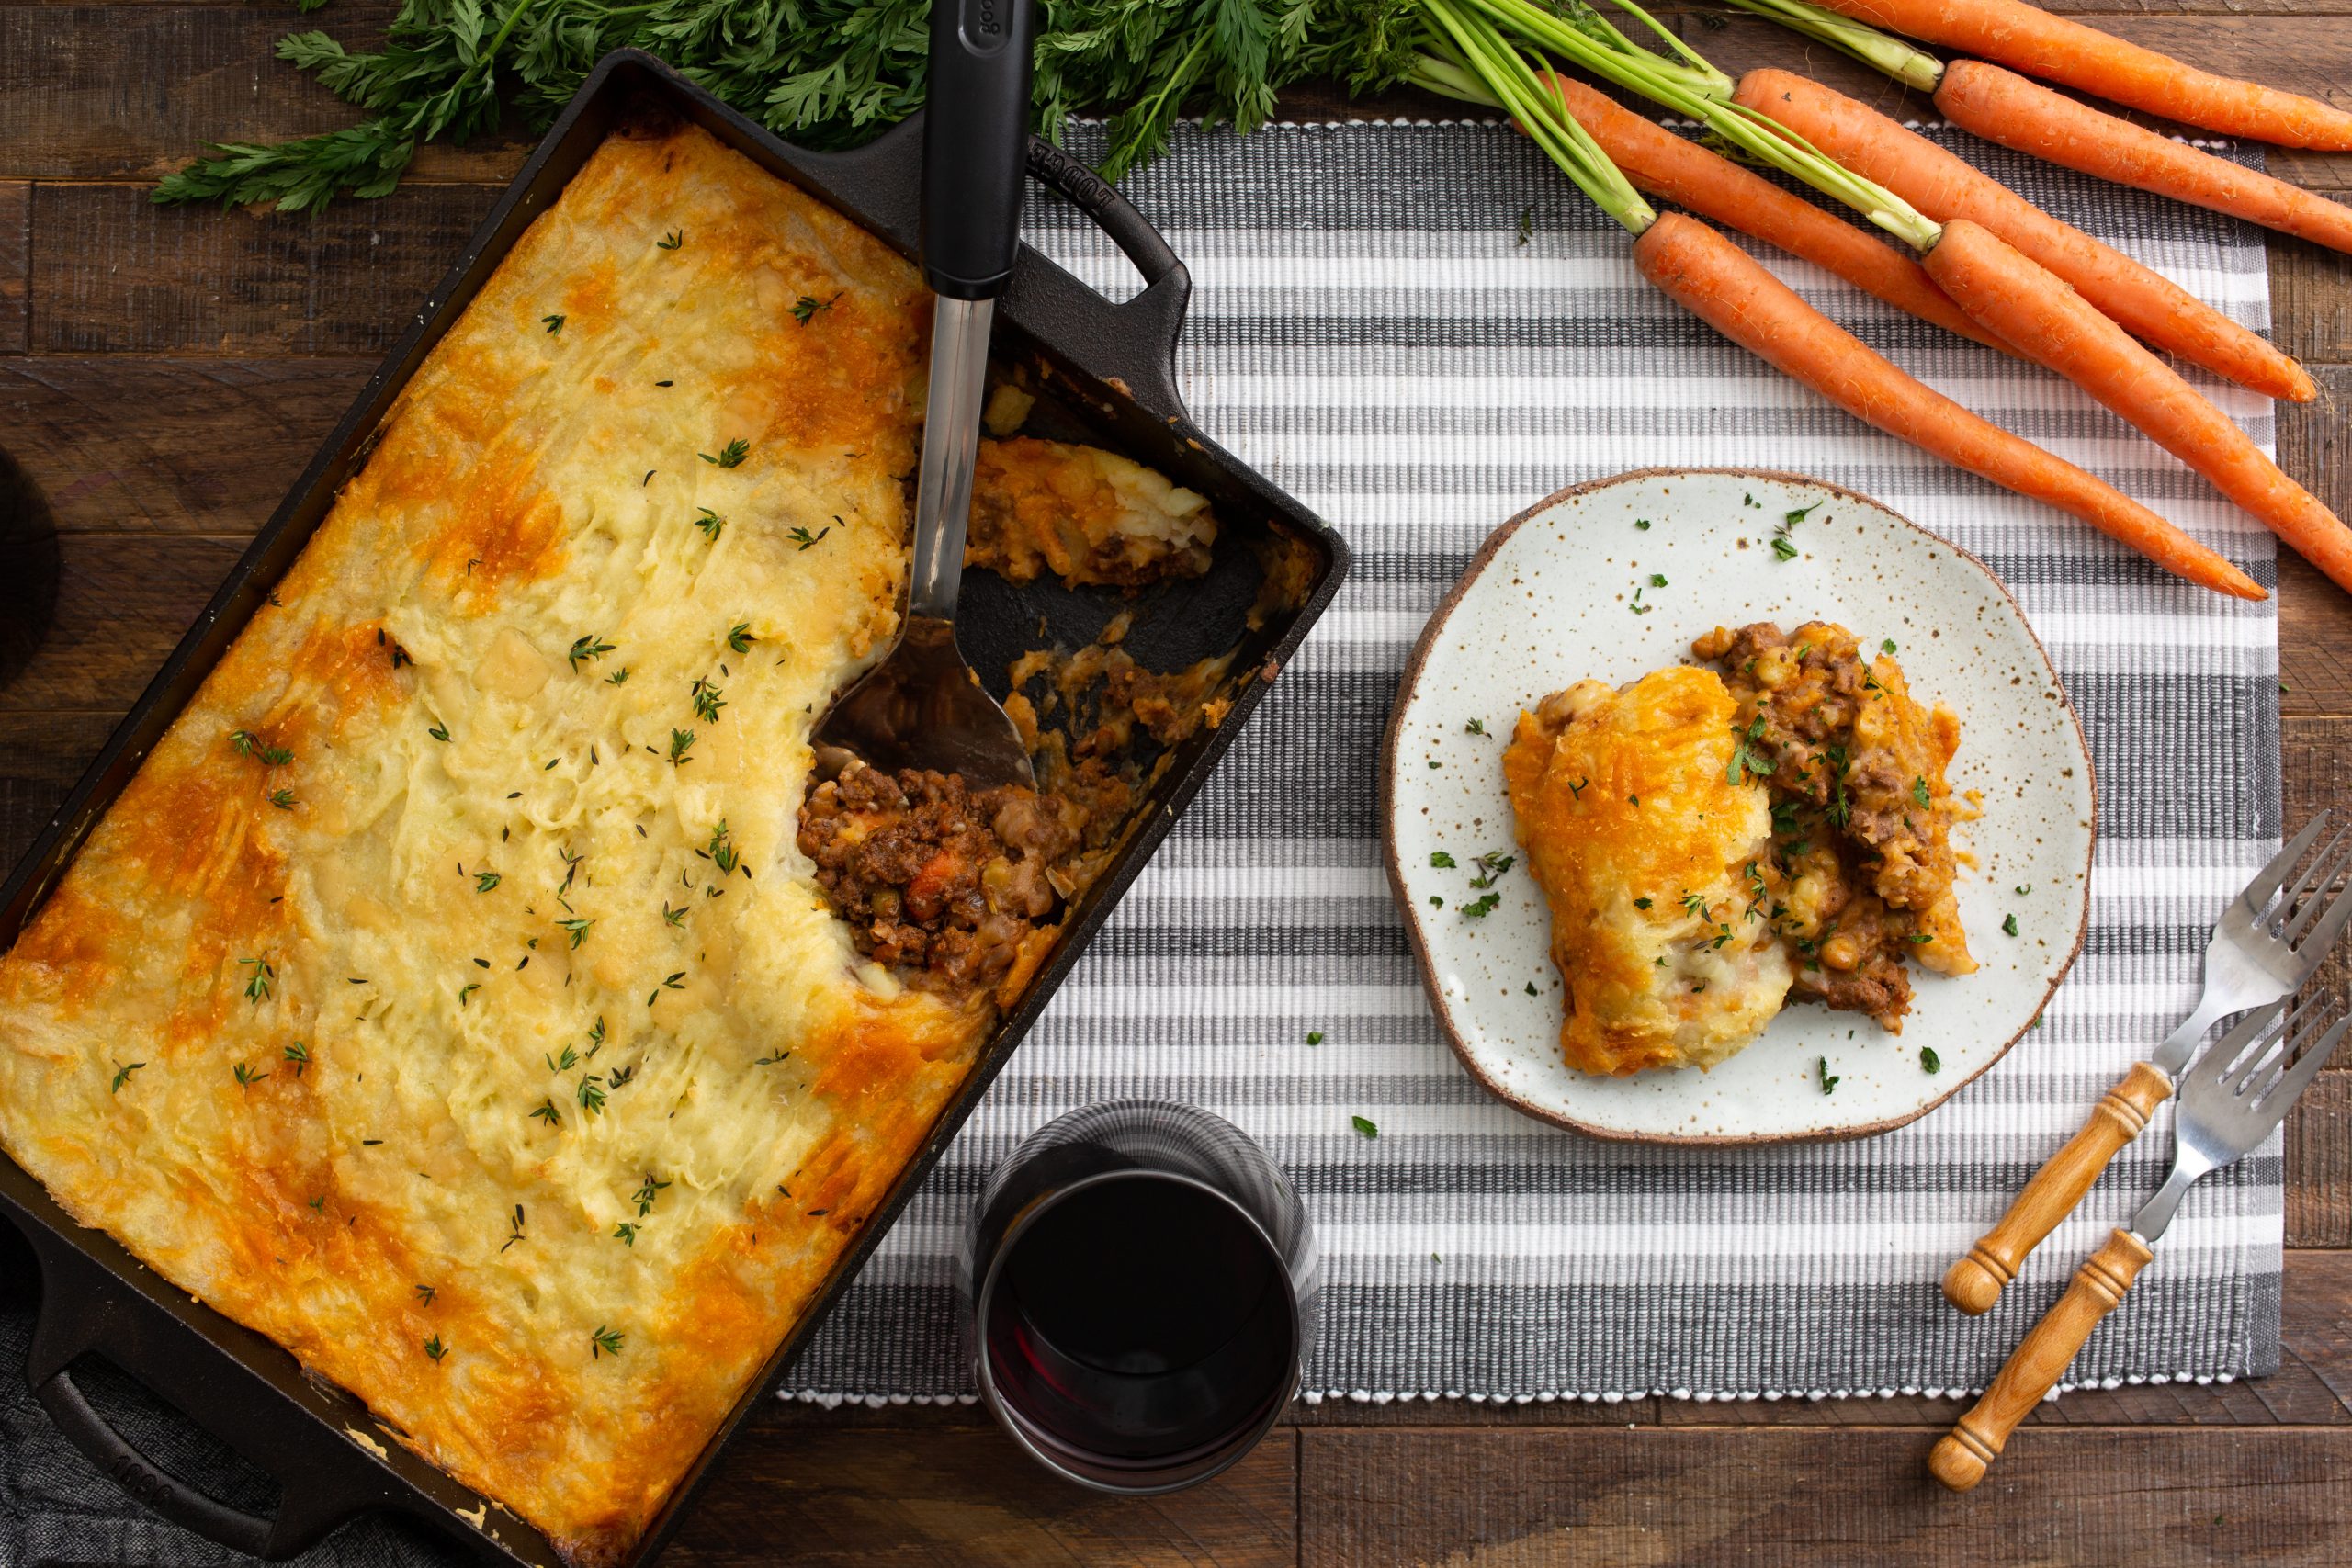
[[2242, 811, 2333, 919], [2267, 820, 2352, 938], [2292, 864, 2352, 961], [2191, 998, 2290, 1088], [2251, 1015, 2352, 1123], [2229, 1030, 2293, 1099], [2281, 831, 2352, 948]]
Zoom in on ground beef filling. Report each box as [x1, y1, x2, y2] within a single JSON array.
[[1693, 618, 1973, 1032], [798, 763, 1086, 994]]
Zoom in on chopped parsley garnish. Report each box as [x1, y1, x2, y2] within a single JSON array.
[[1881, 638, 1898, 655], [1649, 573, 1668, 588], [240, 956, 275, 1003], [1629, 584, 1651, 615], [1633, 897, 1653, 910], [284, 1041, 311, 1076], [1727, 712, 1774, 786], [1430, 851, 1456, 869], [657, 230, 684, 250], [542, 313, 564, 334], [1429, 896, 1442, 908], [701, 438, 751, 469], [2016, 884, 2032, 896], [1634, 518, 1651, 531], [591, 1325, 624, 1359], [475, 870, 501, 893], [690, 678, 726, 724], [567, 634, 616, 671], [1526, 982, 1539, 996], [1351, 1114, 1379, 1139], [1770, 536, 1799, 562], [110, 1062, 145, 1093], [1921, 1046, 1942, 1074], [1906, 931, 1935, 944], [1306, 1031, 1325, 1045], [1816, 1057, 1839, 1095], [1470, 852, 1514, 887], [725, 623, 755, 654], [695, 507, 726, 542], [666, 728, 696, 765], [1462, 892, 1502, 919], [2003, 913, 2019, 937], [1912, 776, 1931, 808]]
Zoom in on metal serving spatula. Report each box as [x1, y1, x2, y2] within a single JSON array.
[[811, 0, 1037, 789], [1929, 994, 2348, 1492]]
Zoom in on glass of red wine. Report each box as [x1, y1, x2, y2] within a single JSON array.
[[958, 1100, 1317, 1493]]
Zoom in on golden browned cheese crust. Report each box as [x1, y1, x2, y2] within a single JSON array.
[[0, 121, 986, 1567], [1503, 668, 1793, 1076]]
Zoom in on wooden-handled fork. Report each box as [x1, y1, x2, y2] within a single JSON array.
[[1931, 996, 2348, 1490], [1944, 810, 2352, 1314]]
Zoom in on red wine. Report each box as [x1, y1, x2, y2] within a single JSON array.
[[984, 1171, 1295, 1467]]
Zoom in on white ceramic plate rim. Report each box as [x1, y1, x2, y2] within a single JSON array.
[[1378, 468, 2097, 1145]]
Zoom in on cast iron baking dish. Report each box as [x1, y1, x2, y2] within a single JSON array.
[[0, 48, 1346, 1568]]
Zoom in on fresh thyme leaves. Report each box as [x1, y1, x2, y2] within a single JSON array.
[[606, 667, 631, 685], [591, 1325, 625, 1359], [2003, 912, 2020, 937], [630, 1174, 672, 1217], [1464, 717, 1486, 735], [658, 230, 684, 251], [567, 633, 616, 671], [267, 787, 297, 809], [1469, 852, 1514, 888], [232, 729, 295, 766], [695, 507, 726, 542], [786, 524, 830, 551], [690, 678, 726, 724], [701, 438, 751, 469], [613, 1221, 639, 1246], [528, 1097, 562, 1127], [667, 728, 697, 765], [1633, 897, 1653, 910], [475, 870, 501, 893], [232, 1061, 269, 1088], [662, 902, 687, 928], [110, 1062, 145, 1093], [1770, 503, 1820, 563], [284, 1041, 311, 1077], [558, 917, 594, 949], [1351, 1114, 1380, 1138], [427, 721, 450, 742], [725, 622, 756, 654], [458, 981, 481, 1006], [424, 1335, 448, 1363], [607, 1063, 637, 1090], [705, 820, 740, 875], [1816, 1057, 1839, 1095], [790, 292, 842, 324], [240, 955, 275, 1004], [503, 1204, 526, 1251], [542, 313, 564, 334], [1921, 1046, 1942, 1074], [648, 971, 687, 1006], [1462, 892, 1502, 919], [414, 1283, 436, 1305], [1430, 851, 1456, 869], [1912, 775, 1931, 808]]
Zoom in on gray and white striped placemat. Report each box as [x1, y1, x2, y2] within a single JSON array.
[[789, 118, 2286, 1405]]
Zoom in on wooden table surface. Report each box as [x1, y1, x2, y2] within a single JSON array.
[[4, 4, 2352, 1563]]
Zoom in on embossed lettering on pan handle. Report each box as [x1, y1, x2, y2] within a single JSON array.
[[1930, 1227, 2154, 1492], [1023, 134, 1193, 419], [1942, 1060, 2172, 1314]]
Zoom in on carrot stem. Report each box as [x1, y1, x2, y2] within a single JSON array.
[[1925, 218, 2346, 592], [1711, 0, 1946, 91]]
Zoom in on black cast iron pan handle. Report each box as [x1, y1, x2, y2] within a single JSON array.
[[1016, 133, 1193, 418], [20, 1231, 405, 1559]]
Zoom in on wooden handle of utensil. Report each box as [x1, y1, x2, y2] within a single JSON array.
[[1930, 1227, 2154, 1492], [1942, 1061, 2170, 1314]]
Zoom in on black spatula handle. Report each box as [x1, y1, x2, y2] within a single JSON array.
[[922, 0, 1035, 299]]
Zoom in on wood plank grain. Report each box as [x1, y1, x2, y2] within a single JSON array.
[[0, 356, 368, 533], [2277, 368, 2352, 719], [28, 182, 498, 354], [2289, 1076, 2352, 1247], [0, 532, 241, 710], [2281, 716, 2352, 1008], [1301, 1425, 2352, 1563], [2269, 244, 2352, 366], [0, 180, 25, 353], [656, 1427, 1296, 1567]]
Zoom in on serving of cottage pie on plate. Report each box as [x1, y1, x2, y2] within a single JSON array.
[[1383, 469, 2094, 1145]]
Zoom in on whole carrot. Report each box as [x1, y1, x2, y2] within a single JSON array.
[[1736, 69, 2315, 401], [1637, 212, 2263, 600], [1925, 218, 2349, 592], [1534, 72, 2013, 354], [1935, 62, 2352, 255], [1812, 0, 2352, 151]]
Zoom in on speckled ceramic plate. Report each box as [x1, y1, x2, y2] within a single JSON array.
[[1382, 468, 2095, 1145]]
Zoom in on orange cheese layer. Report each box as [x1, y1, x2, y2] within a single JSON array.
[[0, 118, 984, 1567]]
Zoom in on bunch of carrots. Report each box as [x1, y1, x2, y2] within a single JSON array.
[[1407, 0, 2352, 601]]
